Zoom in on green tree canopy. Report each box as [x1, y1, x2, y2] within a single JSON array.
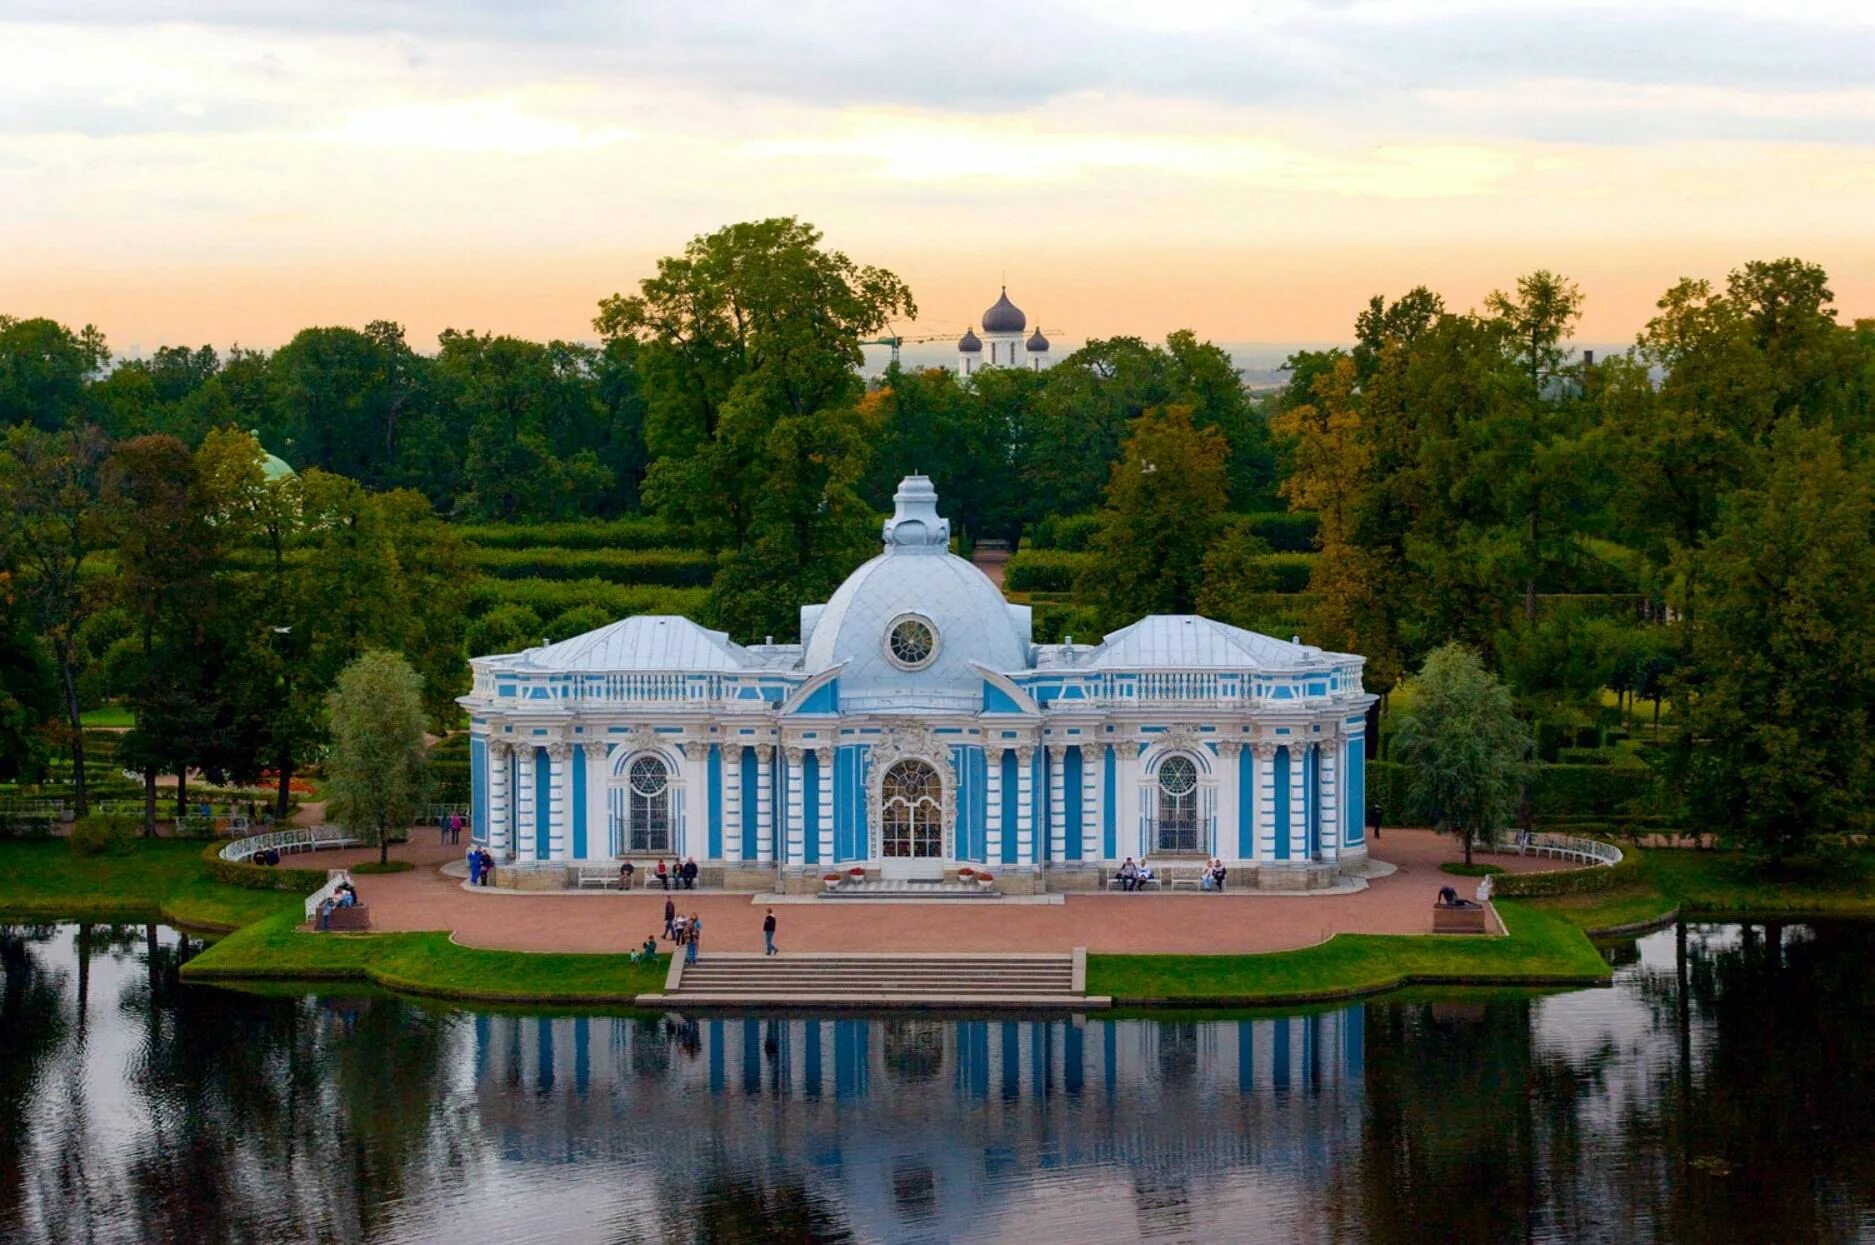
[[1393, 644, 1530, 864], [324, 649, 430, 865]]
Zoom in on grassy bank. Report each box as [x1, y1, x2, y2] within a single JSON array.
[[1522, 846, 1875, 938], [0, 839, 301, 930], [183, 909, 670, 1005], [1087, 901, 1610, 1006]]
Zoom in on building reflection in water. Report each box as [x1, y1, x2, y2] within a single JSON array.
[[469, 1009, 1365, 1240]]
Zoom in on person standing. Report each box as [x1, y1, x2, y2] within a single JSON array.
[[663, 896, 677, 940], [762, 908, 778, 956], [467, 844, 481, 886], [686, 912, 702, 964]]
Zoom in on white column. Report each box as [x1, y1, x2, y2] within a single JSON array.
[[515, 744, 537, 861], [1046, 745, 1066, 863], [784, 746, 805, 866], [1218, 741, 1243, 863], [546, 741, 571, 860], [816, 746, 834, 865], [1015, 745, 1035, 864], [985, 745, 1005, 865], [1288, 742, 1309, 863], [1080, 744, 1101, 862], [1253, 743, 1278, 862], [755, 745, 775, 863], [488, 741, 512, 860], [723, 745, 743, 863], [1318, 733, 1341, 862]]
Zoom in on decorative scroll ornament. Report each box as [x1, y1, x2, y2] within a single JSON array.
[[1155, 724, 1205, 757]]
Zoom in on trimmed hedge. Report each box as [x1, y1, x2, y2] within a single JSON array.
[[201, 841, 328, 893], [468, 547, 717, 587], [456, 517, 687, 551], [1233, 511, 1320, 554], [1366, 760, 1663, 826], [1493, 845, 1643, 898], [429, 760, 471, 803], [1255, 553, 1317, 594], [1030, 601, 1103, 645], [1006, 549, 1091, 594], [466, 579, 709, 621]]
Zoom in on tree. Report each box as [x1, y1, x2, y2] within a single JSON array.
[[594, 217, 913, 551], [0, 316, 108, 430], [1392, 644, 1530, 864], [1080, 406, 1230, 628], [324, 650, 429, 866], [1677, 419, 1874, 859], [0, 424, 110, 813]]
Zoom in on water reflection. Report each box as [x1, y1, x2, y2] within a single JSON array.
[[0, 921, 1872, 1243]]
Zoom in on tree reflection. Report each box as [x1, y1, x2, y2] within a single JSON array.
[[0, 927, 68, 1239]]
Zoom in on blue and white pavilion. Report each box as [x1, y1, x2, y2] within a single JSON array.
[[461, 477, 1376, 890]]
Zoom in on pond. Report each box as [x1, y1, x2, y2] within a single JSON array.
[[1, 921, 1873, 1243]]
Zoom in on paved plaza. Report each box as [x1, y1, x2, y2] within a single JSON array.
[[314, 829, 1569, 956]]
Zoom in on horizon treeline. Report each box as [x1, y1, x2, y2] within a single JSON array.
[[2, 217, 1872, 857]]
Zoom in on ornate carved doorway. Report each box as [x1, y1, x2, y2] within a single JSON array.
[[879, 758, 945, 879]]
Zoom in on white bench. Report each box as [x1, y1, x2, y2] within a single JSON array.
[[573, 865, 622, 890], [1106, 874, 1162, 891], [1167, 867, 1207, 891]]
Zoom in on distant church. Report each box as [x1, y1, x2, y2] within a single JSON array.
[[957, 287, 1050, 375]]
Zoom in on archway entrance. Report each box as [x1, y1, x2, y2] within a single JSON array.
[[879, 759, 944, 879]]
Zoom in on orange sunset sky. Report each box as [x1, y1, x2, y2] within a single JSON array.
[[5, 2, 1873, 355]]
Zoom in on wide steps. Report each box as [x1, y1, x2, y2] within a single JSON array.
[[657, 952, 1100, 1009]]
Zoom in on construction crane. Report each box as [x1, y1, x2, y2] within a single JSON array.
[[861, 329, 1067, 366]]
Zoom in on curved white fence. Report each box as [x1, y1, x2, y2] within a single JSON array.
[[219, 824, 365, 863], [1488, 831, 1623, 868]]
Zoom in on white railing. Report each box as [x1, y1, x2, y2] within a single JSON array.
[[220, 823, 365, 863], [1489, 831, 1622, 868]]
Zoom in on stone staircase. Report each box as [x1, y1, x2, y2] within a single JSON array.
[[819, 879, 1000, 899], [638, 949, 1105, 1010]]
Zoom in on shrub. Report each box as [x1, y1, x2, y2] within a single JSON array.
[[1028, 513, 1103, 551], [1005, 549, 1089, 593], [1493, 845, 1643, 898], [428, 760, 472, 803], [201, 841, 328, 892], [465, 579, 710, 622], [1556, 748, 1611, 766], [1029, 601, 1103, 645], [352, 860, 414, 875], [68, 813, 138, 857], [1441, 861, 1504, 877]]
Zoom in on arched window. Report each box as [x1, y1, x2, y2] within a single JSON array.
[[1156, 755, 1199, 852], [880, 759, 942, 859], [626, 755, 671, 853]]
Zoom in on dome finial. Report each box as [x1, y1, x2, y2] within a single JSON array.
[[881, 475, 949, 553]]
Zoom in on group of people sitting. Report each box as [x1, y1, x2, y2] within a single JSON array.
[[465, 845, 497, 886], [632, 857, 699, 890], [1113, 858, 1232, 891], [314, 880, 360, 930]]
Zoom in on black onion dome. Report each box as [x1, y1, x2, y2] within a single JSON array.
[[957, 328, 982, 352], [1026, 327, 1049, 352], [981, 287, 1026, 334]]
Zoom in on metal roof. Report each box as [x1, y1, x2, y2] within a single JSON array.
[[506, 615, 754, 673], [1066, 616, 1335, 671]]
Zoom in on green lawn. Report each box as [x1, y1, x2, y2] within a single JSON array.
[[1638, 848, 1875, 917], [1087, 901, 1610, 1005], [1531, 887, 1681, 934], [0, 839, 299, 930], [78, 704, 136, 728], [185, 910, 670, 1004]]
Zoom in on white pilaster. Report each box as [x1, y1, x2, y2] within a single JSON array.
[[985, 745, 1005, 864], [755, 745, 775, 863], [784, 746, 805, 866], [681, 740, 708, 862], [515, 743, 537, 861], [1218, 741, 1243, 863], [723, 745, 743, 863], [1318, 733, 1341, 862], [1289, 742, 1309, 863], [1253, 743, 1278, 862], [1046, 745, 1066, 862], [1081, 744, 1101, 861], [1014, 745, 1035, 865], [816, 746, 834, 865], [488, 741, 512, 861], [546, 741, 570, 861]]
